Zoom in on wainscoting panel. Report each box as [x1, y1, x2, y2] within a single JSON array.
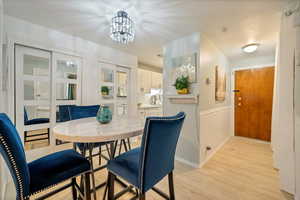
[[199, 106, 232, 167]]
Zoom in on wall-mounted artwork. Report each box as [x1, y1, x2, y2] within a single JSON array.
[[215, 66, 226, 102], [170, 53, 197, 86]]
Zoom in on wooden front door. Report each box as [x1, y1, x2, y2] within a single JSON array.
[[234, 67, 274, 141]]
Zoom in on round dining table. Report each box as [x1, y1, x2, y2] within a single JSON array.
[[53, 116, 144, 200], [53, 116, 144, 143]]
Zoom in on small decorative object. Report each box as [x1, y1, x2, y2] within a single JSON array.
[[205, 78, 211, 85], [97, 105, 112, 124], [215, 66, 226, 102], [101, 86, 109, 96], [173, 76, 190, 95]]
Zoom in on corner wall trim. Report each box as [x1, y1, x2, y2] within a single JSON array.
[[175, 156, 200, 168]]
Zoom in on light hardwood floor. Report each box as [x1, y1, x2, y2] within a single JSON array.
[[34, 137, 293, 200]]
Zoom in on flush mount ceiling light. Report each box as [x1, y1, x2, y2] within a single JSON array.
[[242, 43, 260, 53], [110, 10, 135, 44]]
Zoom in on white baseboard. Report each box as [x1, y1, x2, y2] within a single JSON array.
[[175, 156, 200, 168], [199, 136, 231, 168]]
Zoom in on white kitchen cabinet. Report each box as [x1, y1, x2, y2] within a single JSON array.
[[137, 69, 162, 93], [151, 72, 162, 89], [138, 106, 163, 120]]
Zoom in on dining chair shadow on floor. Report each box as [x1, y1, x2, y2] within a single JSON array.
[[0, 113, 92, 200], [106, 112, 186, 200]]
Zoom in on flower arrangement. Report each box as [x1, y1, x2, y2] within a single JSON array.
[[173, 75, 190, 94]]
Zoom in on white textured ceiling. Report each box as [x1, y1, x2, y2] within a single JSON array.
[[4, 0, 286, 67]]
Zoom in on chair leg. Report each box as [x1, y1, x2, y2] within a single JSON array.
[[84, 172, 91, 200], [102, 175, 109, 200], [127, 138, 132, 150], [107, 172, 115, 200], [72, 178, 77, 200], [47, 128, 50, 145], [99, 146, 102, 165], [123, 139, 128, 152], [106, 144, 112, 159], [168, 172, 175, 200], [24, 131, 27, 143], [88, 146, 97, 200], [139, 192, 146, 200], [118, 140, 123, 155], [80, 147, 87, 197], [73, 142, 77, 151]]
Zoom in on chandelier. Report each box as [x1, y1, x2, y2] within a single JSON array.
[[110, 10, 135, 44]]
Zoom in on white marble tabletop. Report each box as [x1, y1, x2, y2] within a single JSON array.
[[53, 117, 144, 143]]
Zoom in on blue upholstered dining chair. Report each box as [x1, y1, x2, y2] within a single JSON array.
[[57, 105, 75, 122], [24, 108, 50, 125], [0, 113, 92, 200], [107, 112, 186, 200], [24, 108, 50, 145]]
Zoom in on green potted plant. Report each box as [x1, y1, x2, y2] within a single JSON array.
[[173, 76, 190, 94], [101, 86, 109, 96]]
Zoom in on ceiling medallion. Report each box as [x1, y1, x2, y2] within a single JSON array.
[[110, 10, 135, 44]]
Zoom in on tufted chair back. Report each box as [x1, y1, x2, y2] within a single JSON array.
[[69, 105, 100, 120], [139, 112, 185, 193], [0, 113, 30, 200]]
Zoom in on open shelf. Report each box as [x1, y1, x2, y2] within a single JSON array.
[[166, 94, 199, 104]]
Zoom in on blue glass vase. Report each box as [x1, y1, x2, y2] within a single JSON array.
[[97, 105, 112, 124]]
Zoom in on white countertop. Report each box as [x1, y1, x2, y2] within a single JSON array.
[[138, 104, 162, 109]]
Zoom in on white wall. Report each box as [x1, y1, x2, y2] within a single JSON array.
[[231, 55, 275, 69], [198, 36, 231, 164], [0, 1, 5, 199], [163, 33, 201, 167], [199, 107, 231, 165], [272, 5, 297, 195], [294, 6, 300, 200], [0, 0, 3, 113], [1, 15, 138, 199], [199, 36, 231, 111], [163, 33, 231, 167], [4, 16, 138, 114]]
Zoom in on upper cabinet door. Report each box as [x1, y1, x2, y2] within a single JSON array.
[[53, 53, 82, 106], [151, 72, 163, 89], [116, 66, 130, 117], [100, 63, 115, 100], [53, 53, 82, 146]]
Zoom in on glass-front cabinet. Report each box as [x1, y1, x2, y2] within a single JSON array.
[[53, 53, 81, 145], [99, 63, 130, 118], [15, 45, 82, 150], [15, 45, 52, 151]]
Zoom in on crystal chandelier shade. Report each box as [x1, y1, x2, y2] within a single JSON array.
[[110, 10, 135, 44]]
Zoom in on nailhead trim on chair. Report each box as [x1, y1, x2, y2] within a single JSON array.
[[139, 114, 186, 193], [0, 135, 25, 200], [1, 132, 92, 199], [0, 135, 70, 200]]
